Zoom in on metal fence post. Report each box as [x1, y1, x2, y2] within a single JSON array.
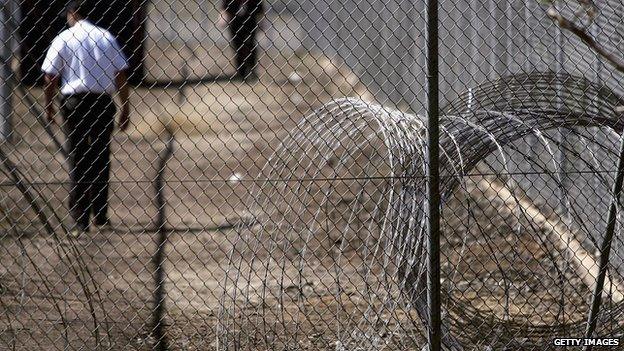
[[426, 0, 441, 349], [0, 0, 15, 142], [152, 133, 174, 351], [583, 119, 624, 350], [5, 1, 624, 350]]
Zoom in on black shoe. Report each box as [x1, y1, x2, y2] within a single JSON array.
[[94, 218, 111, 228]]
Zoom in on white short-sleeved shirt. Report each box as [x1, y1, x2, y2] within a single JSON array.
[[41, 20, 129, 95]]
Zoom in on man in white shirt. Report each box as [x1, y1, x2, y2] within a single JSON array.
[[42, 0, 130, 235]]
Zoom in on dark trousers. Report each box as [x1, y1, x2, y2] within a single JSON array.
[[61, 93, 115, 229], [229, 15, 259, 78]]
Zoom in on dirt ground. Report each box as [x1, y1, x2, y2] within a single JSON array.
[[0, 47, 384, 350], [0, 46, 621, 350]]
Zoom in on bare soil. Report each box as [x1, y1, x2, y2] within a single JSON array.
[[0, 48, 381, 350], [0, 47, 617, 350]]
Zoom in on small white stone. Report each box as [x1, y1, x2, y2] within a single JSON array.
[[288, 72, 302, 84], [228, 173, 243, 184], [291, 92, 303, 105]]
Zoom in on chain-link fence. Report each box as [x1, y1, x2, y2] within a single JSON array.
[[0, 0, 623, 350]]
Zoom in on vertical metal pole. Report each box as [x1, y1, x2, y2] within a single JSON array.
[[583, 125, 624, 351], [0, 58, 11, 141], [425, 0, 440, 349], [152, 133, 174, 351], [555, 12, 568, 216], [0, 0, 14, 141]]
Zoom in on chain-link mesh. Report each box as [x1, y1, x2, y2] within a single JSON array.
[[0, 0, 623, 350]]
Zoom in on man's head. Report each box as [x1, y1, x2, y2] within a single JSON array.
[[65, 1, 87, 27]]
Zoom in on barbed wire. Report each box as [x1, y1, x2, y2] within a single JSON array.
[[219, 73, 624, 349], [1, 1, 624, 350]]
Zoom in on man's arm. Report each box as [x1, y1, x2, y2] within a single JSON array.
[[107, 33, 130, 132], [219, 0, 233, 28], [42, 36, 66, 123], [43, 74, 60, 123], [115, 70, 130, 132], [218, 11, 231, 28]]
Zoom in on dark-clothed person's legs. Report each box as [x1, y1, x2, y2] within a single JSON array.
[[62, 94, 115, 229], [229, 15, 258, 79]]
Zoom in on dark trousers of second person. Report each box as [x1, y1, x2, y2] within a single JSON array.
[[62, 93, 115, 230], [229, 14, 259, 79]]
